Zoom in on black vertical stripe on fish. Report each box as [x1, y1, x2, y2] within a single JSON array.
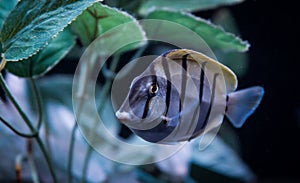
[[142, 63, 158, 120], [162, 56, 172, 124], [142, 72, 158, 119], [142, 97, 151, 119], [171, 54, 189, 137], [150, 62, 157, 85], [225, 95, 229, 112], [200, 73, 218, 129], [188, 72, 218, 140], [179, 54, 189, 116], [199, 62, 207, 104], [187, 62, 207, 139]]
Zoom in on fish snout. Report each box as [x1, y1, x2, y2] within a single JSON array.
[[115, 111, 132, 123]]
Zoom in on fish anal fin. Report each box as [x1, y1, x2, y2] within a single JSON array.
[[198, 126, 221, 151]]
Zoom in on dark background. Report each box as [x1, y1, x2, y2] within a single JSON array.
[[44, 0, 300, 182], [227, 0, 299, 182]]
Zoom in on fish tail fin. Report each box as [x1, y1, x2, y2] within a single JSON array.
[[226, 86, 264, 128]]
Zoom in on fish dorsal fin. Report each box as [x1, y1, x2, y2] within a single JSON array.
[[165, 49, 237, 93]]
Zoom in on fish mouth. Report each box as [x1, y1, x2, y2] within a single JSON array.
[[115, 111, 132, 123]]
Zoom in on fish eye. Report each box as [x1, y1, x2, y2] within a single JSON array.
[[149, 83, 159, 95]]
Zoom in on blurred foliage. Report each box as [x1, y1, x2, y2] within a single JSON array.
[[212, 9, 249, 76], [0, 0, 254, 182]]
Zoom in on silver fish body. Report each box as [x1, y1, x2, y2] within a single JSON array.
[[116, 49, 264, 145]]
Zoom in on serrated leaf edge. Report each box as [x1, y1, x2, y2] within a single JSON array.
[[148, 9, 250, 52], [4, 0, 99, 62], [31, 34, 76, 79], [97, 4, 148, 48], [140, 0, 246, 16]]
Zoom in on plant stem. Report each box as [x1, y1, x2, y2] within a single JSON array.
[[79, 80, 112, 183], [28, 78, 43, 131], [36, 137, 56, 181], [80, 142, 93, 183], [67, 123, 78, 183], [68, 52, 96, 183], [0, 78, 43, 138], [0, 58, 7, 71], [80, 53, 120, 183], [15, 154, 24, 183], [27, 139, 40, 183], [0, 115, 38, 138], [0, 73, 57, 183], [0, 74, 35, 131], [131, 44, 147, 61]]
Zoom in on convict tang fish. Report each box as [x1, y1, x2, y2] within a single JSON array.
[[116, 49, 264, 145]]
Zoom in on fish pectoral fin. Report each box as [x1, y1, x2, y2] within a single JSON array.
[[161, 115, 171, 122], [226, 86, 264, 128], [161, 112, 181, 121]]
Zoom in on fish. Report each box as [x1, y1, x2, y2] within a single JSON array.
[[115, 49, 264, 146]]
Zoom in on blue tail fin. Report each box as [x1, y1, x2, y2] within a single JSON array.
[[226, 86, 264, 128]]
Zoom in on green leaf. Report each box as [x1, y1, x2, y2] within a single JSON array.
[[0, 0, 96, 61], [105, 0, 142, 14], [215, 46, 248, 76], [0, 0, 18, 58], [146, 10, 249, 52], [5, 28, 75, 78], [0, 0, 18, 30], [139, 0, 245, 16], [72, 3, 146, 54], [213, 9, 240, 35], [213, 9, 249, 76]]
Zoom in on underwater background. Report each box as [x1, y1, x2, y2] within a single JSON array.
[[0, 0, 299, 182]]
